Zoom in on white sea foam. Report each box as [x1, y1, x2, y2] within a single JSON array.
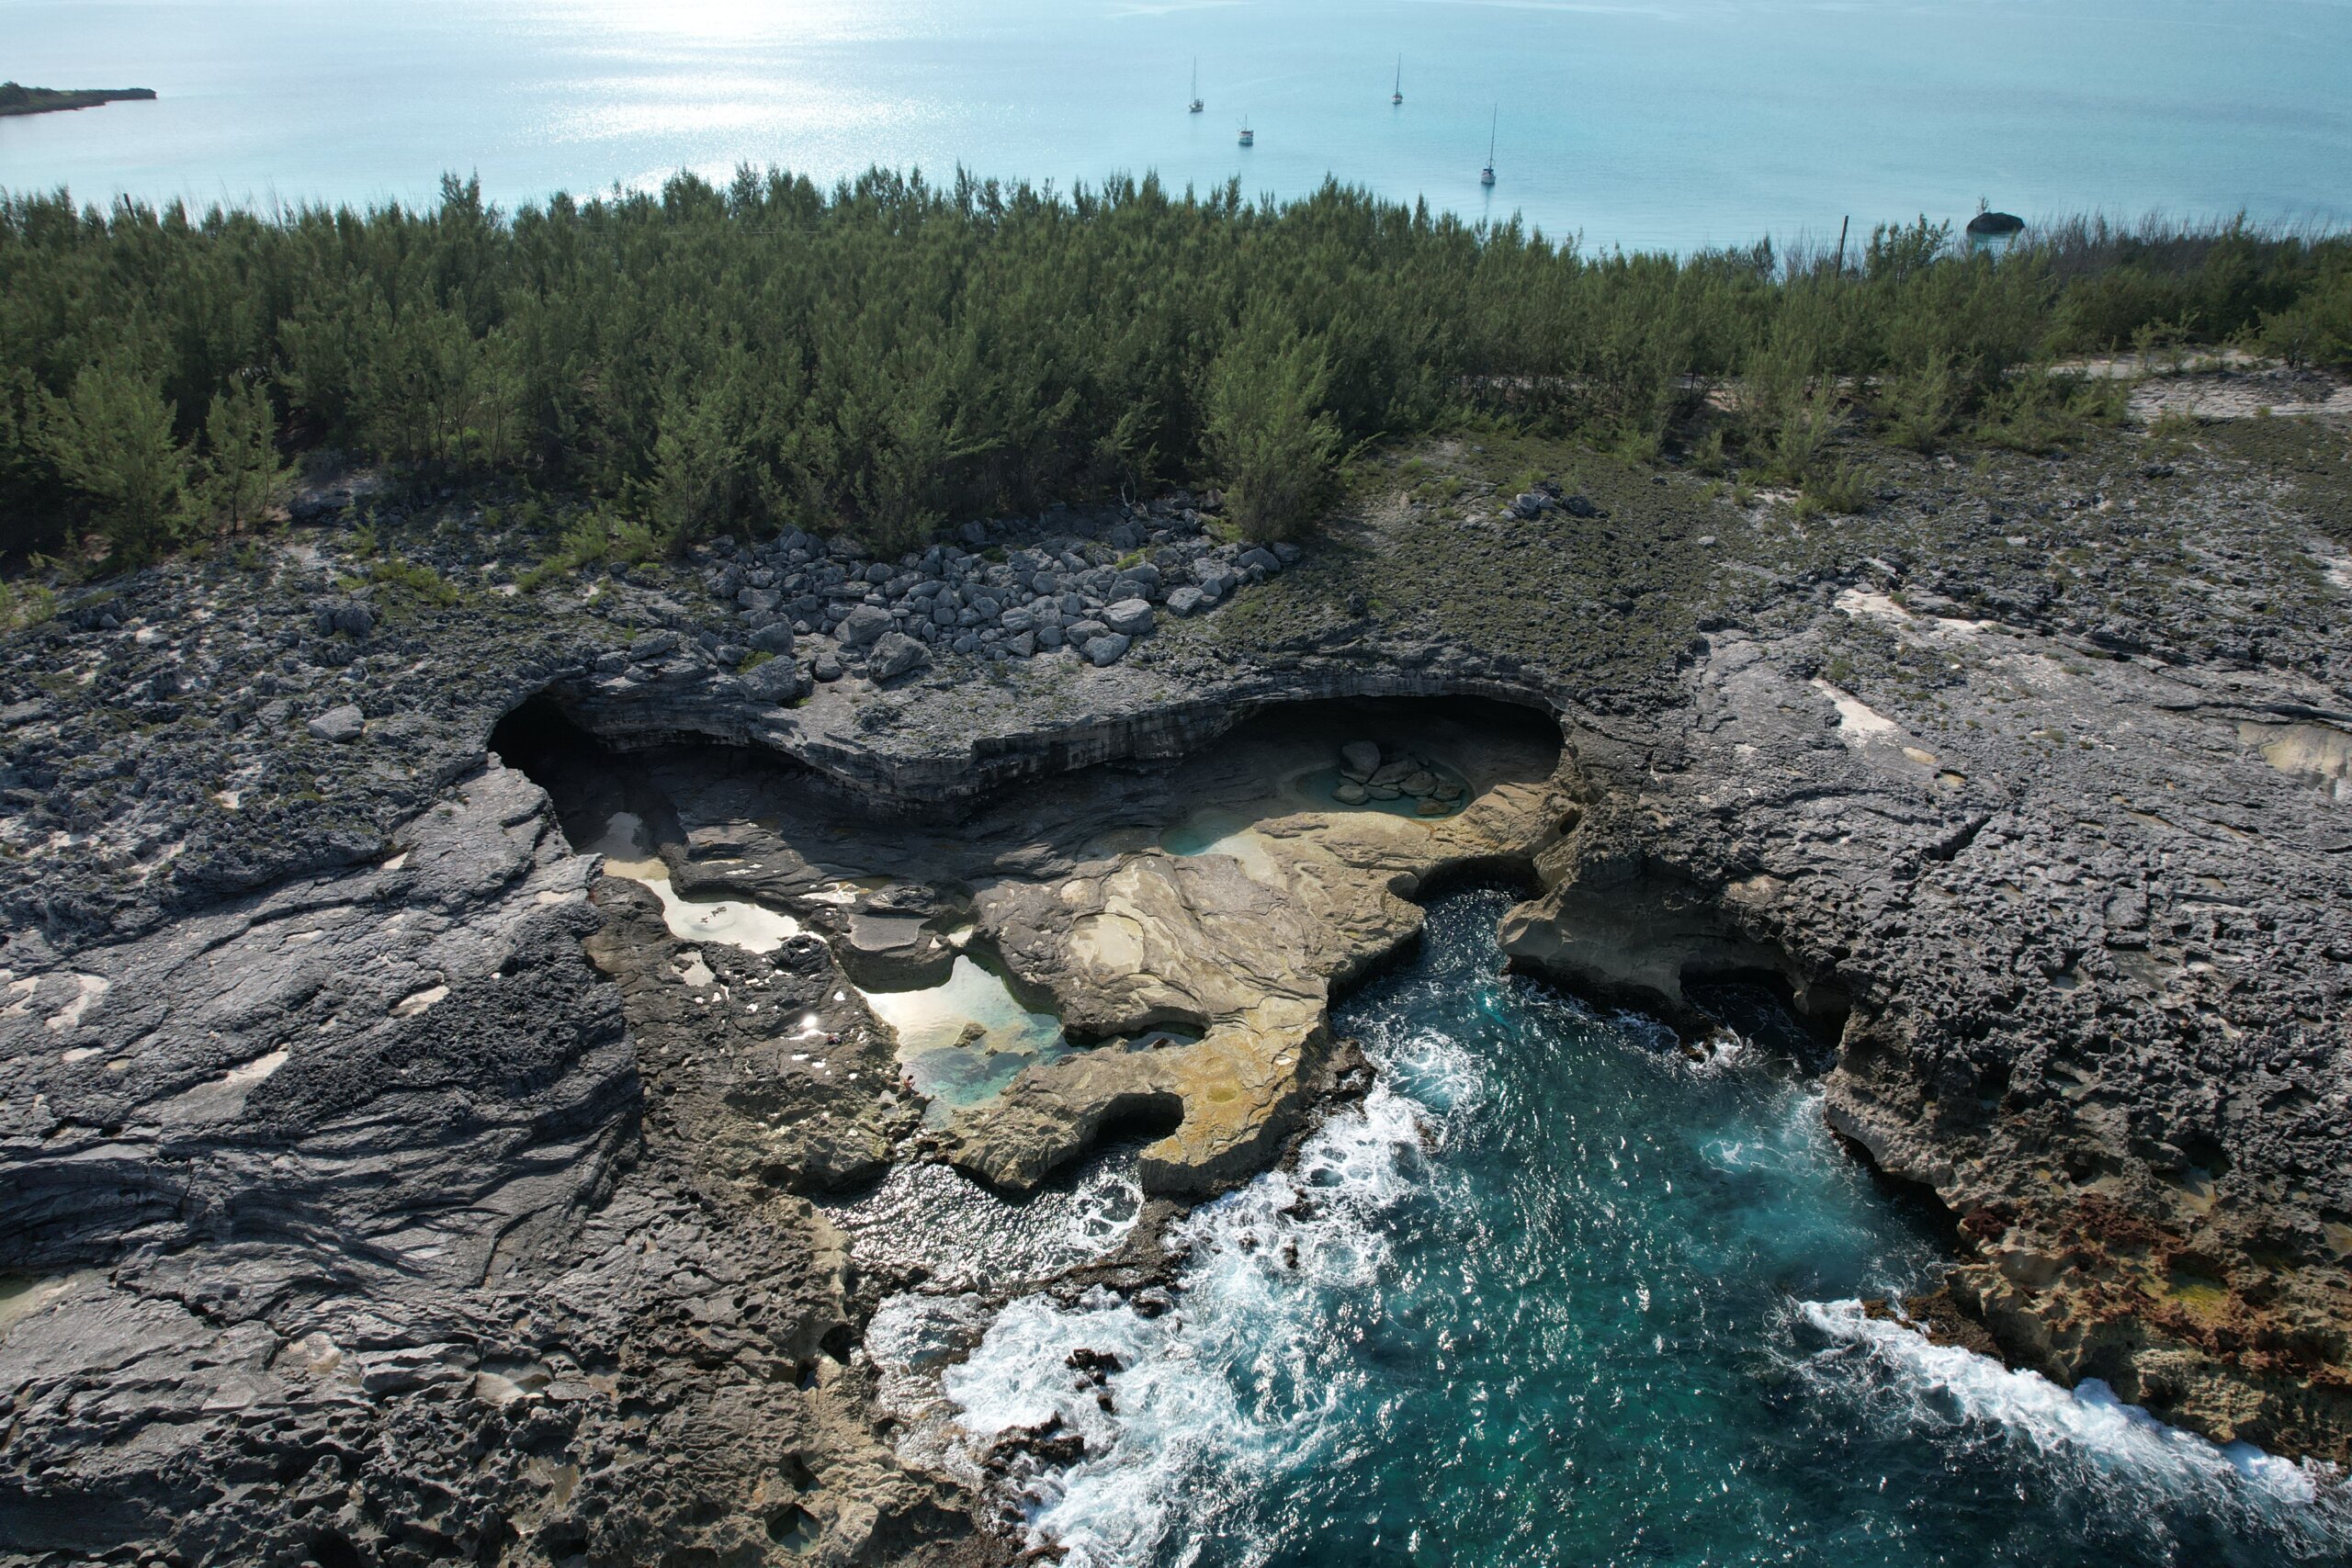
[[827, 1146, 1143, 1293], [923, 1030, 1481, 1566], [1798, 1299, 2352, 1540], [899, 977, 2352, 1567]]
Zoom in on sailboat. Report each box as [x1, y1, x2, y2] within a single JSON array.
[[1238, 113, 1253, 147], [1479, 107, 1497, 186], [1392, 57, 1403, 106], [1189, 58, 1204, 114]]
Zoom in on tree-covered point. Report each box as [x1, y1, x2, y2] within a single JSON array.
[[2, 169, 2347, 565]]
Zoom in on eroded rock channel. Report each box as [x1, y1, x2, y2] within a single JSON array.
[[498, 695, 1569, 1205]]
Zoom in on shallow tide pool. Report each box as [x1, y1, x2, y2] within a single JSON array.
[[935, 890, 2352, 1567]]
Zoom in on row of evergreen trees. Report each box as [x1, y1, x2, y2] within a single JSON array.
[[2, 169, 2346, 563]]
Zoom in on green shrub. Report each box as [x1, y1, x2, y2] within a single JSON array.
[[41, 354, 188, 560], [2262, 268, 2352, 369], [1204, 305, 1341, 543]]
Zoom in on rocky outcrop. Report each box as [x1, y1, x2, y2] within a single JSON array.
[[7, 408, 2352, 1562], [1496, 607, 2352, 1460], [0, 764, 1003, 1567]]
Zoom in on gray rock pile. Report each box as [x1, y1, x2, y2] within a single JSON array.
[[700, 495, 1296, 687], [1333, 740, 1466, 815]]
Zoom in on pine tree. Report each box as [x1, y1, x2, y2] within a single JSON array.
[[1203, 305, 1340, 542], [43, 355, 188, 560], [202, 378, 292, 534]]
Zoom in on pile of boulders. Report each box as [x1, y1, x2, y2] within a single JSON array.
[[1334, 740, 1466, 816], [1503, 479, 1600, 522], [704, 499, 1299, 688]]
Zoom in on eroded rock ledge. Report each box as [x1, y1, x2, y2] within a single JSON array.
[[6, 417, 2352, 1562]]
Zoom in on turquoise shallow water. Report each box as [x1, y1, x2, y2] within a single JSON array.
[[937, 891, 2352, 1567], [5, 1, 2349, 249]]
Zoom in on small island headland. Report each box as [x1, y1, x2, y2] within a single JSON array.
[[0, 82, 157, 118]]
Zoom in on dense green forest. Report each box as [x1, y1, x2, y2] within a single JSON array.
[[2, 168, 2348, 567]]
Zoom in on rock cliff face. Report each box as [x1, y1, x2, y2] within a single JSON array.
[[5, 405, 2352, 1561]]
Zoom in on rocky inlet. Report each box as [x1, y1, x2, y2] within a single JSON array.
[[5, 400, 2352, 1563]]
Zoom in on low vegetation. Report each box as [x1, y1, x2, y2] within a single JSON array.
[[1, 171, 2346, 567]]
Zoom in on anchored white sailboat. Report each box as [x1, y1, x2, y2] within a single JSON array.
[[1392, 57, 1404, 106], [1238, 114, 1253, 146], [1189, 58, 1204, 114], [1480, 107, 1497, 186]]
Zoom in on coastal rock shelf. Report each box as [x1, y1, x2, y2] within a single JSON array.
[[6, 416, 2352, 1562], [502, 695, 1566, 1201]]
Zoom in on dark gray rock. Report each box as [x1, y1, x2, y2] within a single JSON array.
[[312, 598, 375, 638], [1102, 598, 1155, 637], [305, 704, 364, 742], [837, 604, 893, 649], [740, 657, 806, 705], [868, 631, 931, 682]]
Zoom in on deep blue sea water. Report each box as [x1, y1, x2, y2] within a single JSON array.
[[5, 0, 2349, 250], [929, 891, 2352, 1568]]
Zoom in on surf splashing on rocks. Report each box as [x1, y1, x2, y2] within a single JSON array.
[[903, 890, 2352, 1567], [1792, 1299, 2352, 1555], [938, 1031, 1476, 1563]]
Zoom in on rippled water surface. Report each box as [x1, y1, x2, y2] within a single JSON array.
[[7, 1, 2350, 247], [940, 890, 2352, 1567]]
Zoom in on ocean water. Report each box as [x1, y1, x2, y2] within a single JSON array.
[[935, 891, 2352, 1567], [5, 0, 2349, 250]]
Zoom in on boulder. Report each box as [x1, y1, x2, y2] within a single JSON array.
[[740, 658, 805, 705], [1165, 584, 1206, 618], [812, 652, 843, 682], [305, 704, 365, 743], [1238, 547, 1281, 575], [747, 623, 797, 656], [312, 598, 374, 638], [1333, 780, 1369, 805], [837, 604, 893, 649], [1102, 598, 1155, 637], [1082, 633, 1132, 668], [868, 631, 931, 682], [1340, 741, 1381, 778], [628, 630, 681, 661]]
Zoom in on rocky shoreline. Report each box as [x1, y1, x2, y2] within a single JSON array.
[[5, 382, 2352, 1562]]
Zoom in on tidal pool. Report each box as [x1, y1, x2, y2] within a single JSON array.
[[861, 954, 1073, 1110], [1158, 808, 1282, 881], [1297, 760, 1469, 818], [936, 890, 2352, 1567], [862, 953, 1200, 1113], [584, 811, 803, 953]]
